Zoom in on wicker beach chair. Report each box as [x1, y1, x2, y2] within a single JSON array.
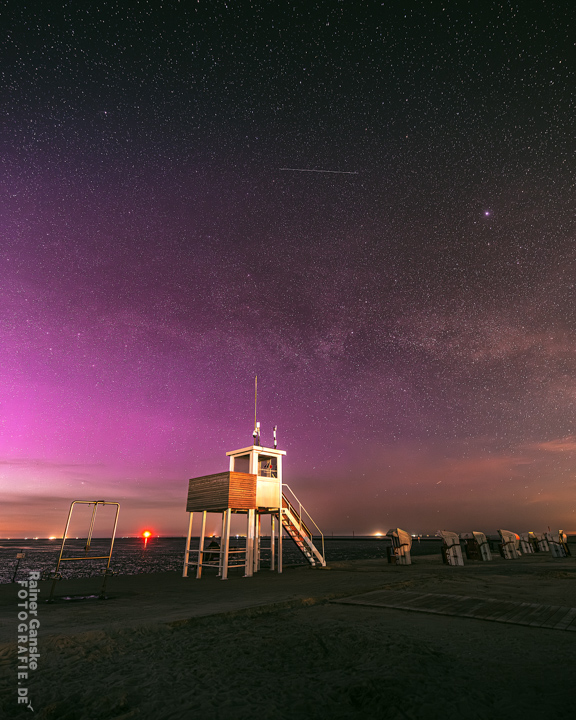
[[519, 533, 535, 554], [498, 529, 521, 559], [460, 531, 492, 561], [545, 531, 571, 558], [438, 530, 465, 566], [386, 528, 412, 565], [531, 532, 550, 552]]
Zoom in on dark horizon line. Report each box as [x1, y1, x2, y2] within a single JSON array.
[[3, 534, 575, 541]]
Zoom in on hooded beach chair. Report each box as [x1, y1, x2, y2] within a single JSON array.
[[386, 528, 412, 565], [545, 531, 571, 558], [519, 532, 535, 554], [498, 529, 521, 559], [460, 531, 492, 561], [532, 532, 550, 552], [438, 530, 464, 566], [524, 532, 542, 553]]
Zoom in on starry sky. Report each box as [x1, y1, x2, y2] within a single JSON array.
[[2, 1, 575, 538]]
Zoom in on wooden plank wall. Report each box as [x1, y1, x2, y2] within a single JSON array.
[[186, 472, 257, 512], [229, 472, 257, 509]]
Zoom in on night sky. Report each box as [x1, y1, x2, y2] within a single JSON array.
[[2, 1, 575, 538]]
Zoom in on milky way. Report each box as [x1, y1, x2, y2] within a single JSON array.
[[1, 2, 575, 537]]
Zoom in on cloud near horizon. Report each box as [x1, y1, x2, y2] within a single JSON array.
[[528, 436, 576, 453]]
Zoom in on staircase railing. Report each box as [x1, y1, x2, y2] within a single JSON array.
[[282, 484, 325, 564], [282, 495, 312, 539]]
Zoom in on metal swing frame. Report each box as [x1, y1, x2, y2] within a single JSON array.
[[47, 500, 120, 602]]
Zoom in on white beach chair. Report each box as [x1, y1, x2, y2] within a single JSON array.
[[473, 531, 492, 561], [438, 530, 464, 566], [498, 529, 521, 559], [525, 532, 542, 553], [532, 532, 550, 552], [460, 531, 492, 561], [545, 531, 570, 558], [561, 531, 571, 556], [519, 533, 534, 554], [386, 528, 412, 565]]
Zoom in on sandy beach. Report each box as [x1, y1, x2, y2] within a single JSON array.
[[1, 552, 575, 719]]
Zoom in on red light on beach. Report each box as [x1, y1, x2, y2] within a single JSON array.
[[142, 531, 151, 539]]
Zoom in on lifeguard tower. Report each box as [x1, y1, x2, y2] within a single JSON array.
[[183, 424, 326, 579]]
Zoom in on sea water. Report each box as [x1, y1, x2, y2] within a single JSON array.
[[0, 536, 443, 584]]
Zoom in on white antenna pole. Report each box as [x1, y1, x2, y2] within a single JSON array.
[[252, 376, 258, 444], [254, 376, 257, 432]]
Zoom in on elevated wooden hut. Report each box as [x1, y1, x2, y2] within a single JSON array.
[[183, 436, 325, 579]]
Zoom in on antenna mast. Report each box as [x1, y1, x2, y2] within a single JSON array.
[[252, 376, 261, 445], [254, 375, 257, 433]]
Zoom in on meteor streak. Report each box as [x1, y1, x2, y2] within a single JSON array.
[[280, 167, 358, 174]]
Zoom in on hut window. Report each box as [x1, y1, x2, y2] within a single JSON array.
[[233, 454, 250, 473]]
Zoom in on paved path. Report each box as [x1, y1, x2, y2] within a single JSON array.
[[2, 553, 575, 641], [0, 564, 392, 641], [333, 588, 576, 631]]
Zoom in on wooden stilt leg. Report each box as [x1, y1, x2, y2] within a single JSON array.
[[270, 514, 275, 571], [196, 511, 206, 579], [245, 509, 254, 577], [254, 513, 261, 573], [218, 511, 226, 576], [183, 512, 194, 577], [221, 509, 232, 580], [278, 511, 283, 574]]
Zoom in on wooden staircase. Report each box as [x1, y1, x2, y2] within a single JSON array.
[[281, 491, 326, 567]]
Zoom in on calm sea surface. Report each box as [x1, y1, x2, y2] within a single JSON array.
[[0, 536, 443, 584]]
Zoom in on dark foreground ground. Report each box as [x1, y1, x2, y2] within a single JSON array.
[[0, 553, 574, 719]]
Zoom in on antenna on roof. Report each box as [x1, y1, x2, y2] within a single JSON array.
[[252, 376, 260, 445], [254, 376, 257, 432], [273, 425, 277, 449]]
